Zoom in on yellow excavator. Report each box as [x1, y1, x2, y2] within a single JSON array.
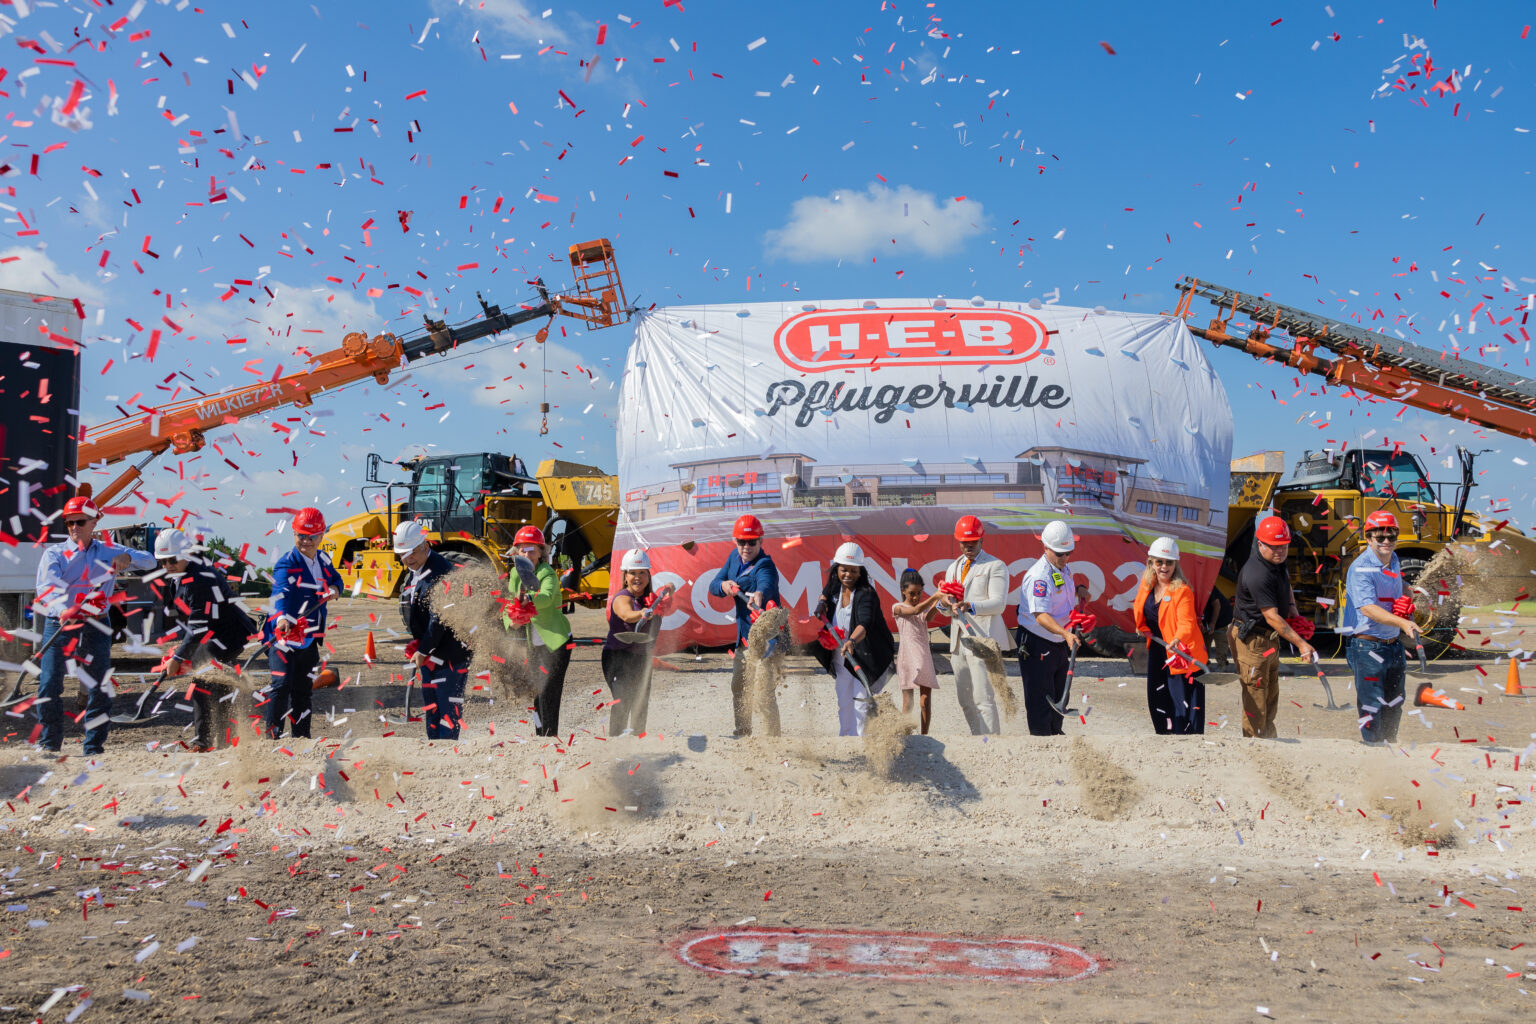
[[321, 452, 618, 605]]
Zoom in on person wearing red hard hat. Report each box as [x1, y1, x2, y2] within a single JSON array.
[[261, 506, 344, 740], [502, 524, 573, 737], [31, 493, 156, 754], [1229, 514, 1314, 738], [709, 513, 780, 736], [938, 514, 1014, 735], [1339, 510, 1422, 745]]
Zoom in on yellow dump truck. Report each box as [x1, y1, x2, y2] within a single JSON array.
[[320, 452, 618, 605]]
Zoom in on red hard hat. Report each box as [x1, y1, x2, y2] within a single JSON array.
[[954, 515, 984, 542], [62, 496, 101, 520], [514, 525, 547, 547], [1255, 516, 1291, 546], [292, 507, 327, 536], [1364, 510, 1399, 532], [732, 514, 764, 541]]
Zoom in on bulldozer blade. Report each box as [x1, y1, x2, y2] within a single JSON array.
[[512, 555, 540, 591]]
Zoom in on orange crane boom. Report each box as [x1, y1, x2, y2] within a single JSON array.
[[77, 240, 629, 508], [1173, 277, 1536, 442]]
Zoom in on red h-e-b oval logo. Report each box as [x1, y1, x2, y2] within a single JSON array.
[[773, 306, 1050, 373], [673, 927, 1104, 983]]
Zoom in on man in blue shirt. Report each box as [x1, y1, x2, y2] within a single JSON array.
[[708, 514, 780, 736], [1340, 510, 1422, 745], [32, 495, 157, 754], [262, 507, 345, 739]]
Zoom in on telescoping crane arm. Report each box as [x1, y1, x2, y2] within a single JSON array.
[[1173, 277, 1536, 442], [77, 239, 629, 508]]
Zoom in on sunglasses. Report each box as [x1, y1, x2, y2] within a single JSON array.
[[1367, 532, 1399, 542], [736, 539, 760, 547], [1150, 558, 1176, 567], [64, 518, 92, 527]]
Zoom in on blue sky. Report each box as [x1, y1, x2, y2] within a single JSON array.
[[5, 0, 1534, 556]]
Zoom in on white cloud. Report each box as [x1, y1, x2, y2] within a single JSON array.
[[764, 184, 987, 262], [430, 0, 569, 45], [177, 279, 385, 357], [0, 245, 108, 307]]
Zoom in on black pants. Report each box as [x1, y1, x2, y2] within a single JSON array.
[[1019, 631, 1070, 736], [530, 639, 572, 737], [1146, 643, 1205, 735], [266, 641, 319, 739], [601, 645, 653, 736]]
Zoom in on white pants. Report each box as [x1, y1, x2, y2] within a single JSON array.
[[834, 663, 869, 737], [953, 644, 1000, 735]]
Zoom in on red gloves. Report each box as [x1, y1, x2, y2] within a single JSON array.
[[1285, 615, 1315, 640], [939, 580, 966, 601], [1066, 610, 1097, 633], [1390, 596, 1416, 618], [403, 639, 419, 661], [155, 653, 187, 677]]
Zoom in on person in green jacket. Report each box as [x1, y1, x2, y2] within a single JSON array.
[[503, 525, 573, 737]]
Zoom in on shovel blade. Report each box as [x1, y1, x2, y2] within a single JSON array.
[[512, 555, 540, 590], [613, 631, 654, 644]]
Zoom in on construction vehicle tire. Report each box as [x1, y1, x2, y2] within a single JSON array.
[[1397, 555, 1460, 660]]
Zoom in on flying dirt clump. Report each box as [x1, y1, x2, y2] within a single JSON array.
[[1069, 737, 1140, 821], [742, 605, 789, 737], [429, 563, 536, 703], [863, 692, 914, 779], [1362, 763, 1458, 850]]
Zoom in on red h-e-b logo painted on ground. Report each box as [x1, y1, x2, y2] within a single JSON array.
[[774, 307, 1051, 373], [674, 927, 1104, 983]]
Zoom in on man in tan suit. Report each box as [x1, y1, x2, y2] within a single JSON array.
[[938, 515, 1015, 735]]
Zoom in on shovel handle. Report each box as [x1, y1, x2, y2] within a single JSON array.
[[1146, 632, 1210, 674]]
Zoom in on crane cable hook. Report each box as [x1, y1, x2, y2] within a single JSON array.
[[537, 316, 552, 436]]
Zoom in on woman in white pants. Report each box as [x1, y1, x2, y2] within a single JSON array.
[[814, 543, 896, 736]]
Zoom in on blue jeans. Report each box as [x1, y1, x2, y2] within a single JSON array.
[[1346, 636, 1406, 743], [34, 616, 115, 753], [421, 659, 469, 740]]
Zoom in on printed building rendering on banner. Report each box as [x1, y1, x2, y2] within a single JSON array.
[[615, 299, 1235, 648]]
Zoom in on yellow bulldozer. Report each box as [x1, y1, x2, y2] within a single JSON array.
[[320, 451, 619, 605]]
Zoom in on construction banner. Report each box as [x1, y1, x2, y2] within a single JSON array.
[[614, 299, 1234, 648]]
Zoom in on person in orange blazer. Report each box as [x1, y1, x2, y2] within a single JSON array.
[[1132, 537, 1209, 734]]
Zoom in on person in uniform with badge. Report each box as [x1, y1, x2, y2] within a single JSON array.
[[1016, 520, 1080, 736]]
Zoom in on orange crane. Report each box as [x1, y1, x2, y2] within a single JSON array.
[[1172, 277, 1536, 441], [77, 239, 628, 508]]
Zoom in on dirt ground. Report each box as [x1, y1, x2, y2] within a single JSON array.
[[2, 602, 1534, 1022]]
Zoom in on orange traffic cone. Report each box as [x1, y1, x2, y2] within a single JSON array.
[[1506, 658, 1524, 697], [1415, 683, 1464, 711], [364, 631, 377, 664]]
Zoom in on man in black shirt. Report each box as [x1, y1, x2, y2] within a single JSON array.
[[395, 521, 472, 740], [1229, 516, 1315, 738]]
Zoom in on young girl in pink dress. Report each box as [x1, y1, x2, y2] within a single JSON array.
[[892, 569, 942, 734]]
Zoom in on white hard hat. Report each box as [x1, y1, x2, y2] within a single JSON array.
[[620, 549, 652, 572], [831, 541, 865, 568], [1148, 536, 1180, 561], [1041, 520, 1075, 554], [392, 519, 429, 555], [153, 528, 192, 560]]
